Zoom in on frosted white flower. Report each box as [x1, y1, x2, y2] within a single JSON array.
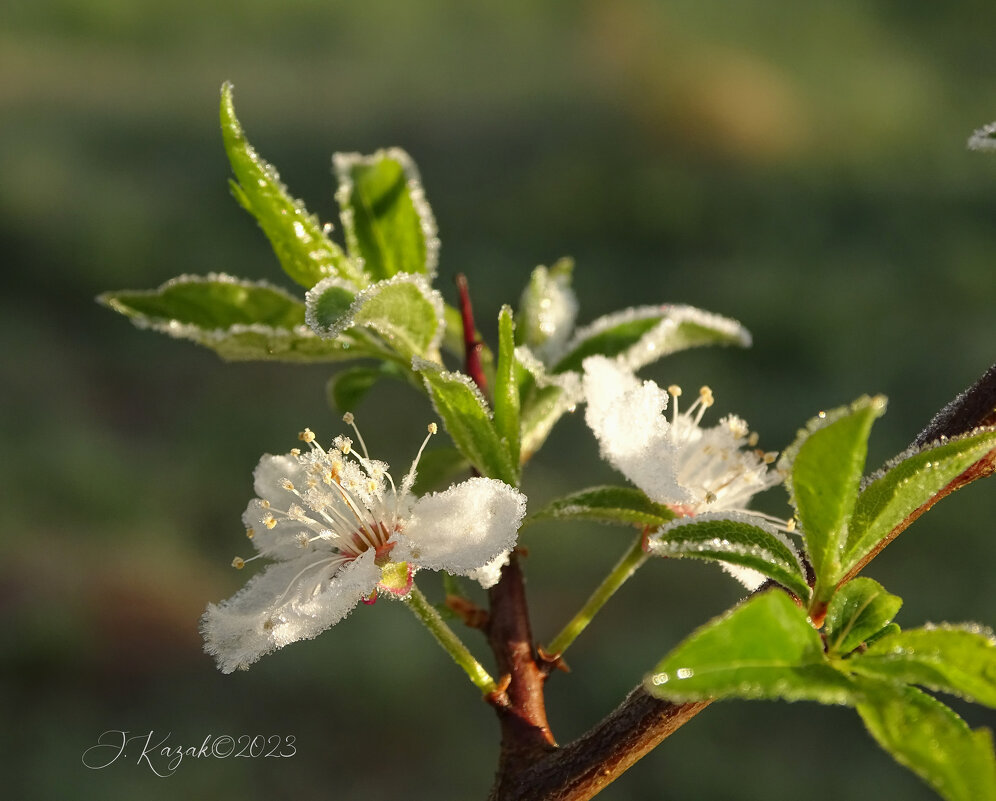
[[582, 356, 787, 588], [202, 420, 526, 673]]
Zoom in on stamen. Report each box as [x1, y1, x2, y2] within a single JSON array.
[[343, 413, 370, 460], [298, 428, 316, 444], [245, 528, 255, 540], [400, 422, 438, 498], [668, 384, 682, 424]]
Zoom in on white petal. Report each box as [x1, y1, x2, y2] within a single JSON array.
[[253, 453, 308, 507], [396, 477, 526, 578], [581, 356, 689, 504], [465, 549, 511, 589], [201, 550, 379, 673]]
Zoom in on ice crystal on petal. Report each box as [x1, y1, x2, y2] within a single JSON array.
[[583, 356, 780, 514], [202, 423, 526, 673], [582, 356, 786, 589]]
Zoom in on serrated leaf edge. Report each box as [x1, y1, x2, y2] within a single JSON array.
[[333, 147, 440, 281]]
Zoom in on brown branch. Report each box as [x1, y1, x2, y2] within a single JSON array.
[[489, 687, 709, 801], [485, 552, 557, 775]]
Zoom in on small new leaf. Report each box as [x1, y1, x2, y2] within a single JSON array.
[[782, 396, 886, 600], [99, 273, 358, 362], [526, 485, 676, 529], [413, 358, 517, 486], [334, 149, 439, 282], [842, 428, 996, 578], [220, 83, 361, 289], [848, 625, 996, 708], [855, 679, 996, 801], [650, 515, 810, 601], [494, 306, 522, 470], [823, 577, 902, 657], [553, 304, 751, 375], [307, 274, 444, 361], [646, 591, 855, 705]]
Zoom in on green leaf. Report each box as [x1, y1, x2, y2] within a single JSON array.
[[306, 274, 444, 360], [823, 578, 902, 657], [99, 274, 359, 362], [413, 359, 517, 486], [855, 680, 996, 801], [552, 304, 751, 374], [409, 448, 472, 496], [526, 485, 676, 529], [842, 429, 996, 576], [494, 306, 521, 471], [646, 591, 856, 704], [334, 148, 438, 282], [650, 515, 810, 601], [847, 625, 996, 708], [783, 396, 887, 599], [326, 364, 405, 414], [220, 83, 362, 289], [516, 258, 577, 359], [515, 346, 583, 460]]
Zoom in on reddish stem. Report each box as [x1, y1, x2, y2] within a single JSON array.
[[456, 273, 488, 394]]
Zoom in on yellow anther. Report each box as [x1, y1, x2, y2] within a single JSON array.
[[290, 448, 301, 457], [342, 412, 355, 425], [281, 479, 295, 491], [263, 515, 277, 529], [245, 528, 255, 540], [339, 437, 352, 455], [298, 428, 316, 443], [427, 422, 438, 435], [667, 384, 682, 397], [763, 452, 778, 464], [699, 386, 714, 407], [260, 499, 271, 509], [747, 432, 759, 447], [367, 479, 378, 493], [786, 518, 797, 533], [231, 556, 246, 570]]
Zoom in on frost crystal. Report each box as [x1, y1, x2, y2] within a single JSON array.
[[582, 356, 787, 588], [202, 421, 526, 673]]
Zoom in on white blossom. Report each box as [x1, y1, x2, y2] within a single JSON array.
[[582, 356, 787, 589], [202, 421, 526, 673]]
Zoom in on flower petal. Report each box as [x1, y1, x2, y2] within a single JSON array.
[[201, 550, 379, 673], [582, 356, 690, 504], [396, 477, 526, 580]]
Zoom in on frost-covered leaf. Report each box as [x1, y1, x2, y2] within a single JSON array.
[[552, 304, 751, 375], [781, 396, 887, 599], [646, 591, 855, 704], [968, 121, 996, 153], [650, 514, 810, 600], [306, 273, 444, 360], [823, 578, 902, 657], [494, 306, 521, 468], [855, 679, 996, 801], [527, 485, 676, 529], [848, 625, 996, 708], [99, 273, 358, 362], [334, 148, 439, 282], [516, 346, 583, 460], [221, 83, 361, 289], [516, 258, 578, 362], [413, 358, 517, 486], [842, 429, 996, 576], [326, 364, 405, 414]]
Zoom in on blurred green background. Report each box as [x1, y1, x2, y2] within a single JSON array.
[[3, 1, 995, 799]]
